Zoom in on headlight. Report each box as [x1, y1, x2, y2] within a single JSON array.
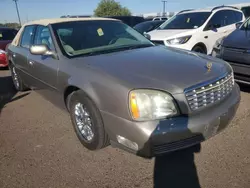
[[129, 89, 178, 121], [167, 35, 192, 45]]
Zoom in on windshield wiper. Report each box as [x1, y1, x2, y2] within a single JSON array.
[[76, 44, 153, 57]]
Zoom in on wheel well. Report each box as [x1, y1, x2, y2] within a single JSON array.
[[192, 43, 207, 54], [8, 60, 13, 66], [64, 86, 80, 110]]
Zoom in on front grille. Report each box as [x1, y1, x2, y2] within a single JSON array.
[[153, 135, 204, 155], [151, 40, 165, 45], [185, 73, 234, 111]]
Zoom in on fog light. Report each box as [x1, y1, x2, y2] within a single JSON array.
[[116, 135, 138, 151]]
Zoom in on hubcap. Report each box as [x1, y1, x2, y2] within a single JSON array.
[[74, 103, 94, 141], [12, 67, 19, 88]]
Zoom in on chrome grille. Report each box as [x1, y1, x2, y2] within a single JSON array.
[[185, 73, 234, 111]]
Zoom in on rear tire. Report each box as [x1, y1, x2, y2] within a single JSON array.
[[192, 45, 206, 54], [68, 90, 109, 150], [9, 65, 28, 91]]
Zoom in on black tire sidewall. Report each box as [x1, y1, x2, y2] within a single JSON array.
[[192, 46, 205, 54], [68, 90, 108, 150]]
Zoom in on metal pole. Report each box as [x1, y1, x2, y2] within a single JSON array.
[[162, 1, 167, 17], [13, 0, 22, 26]]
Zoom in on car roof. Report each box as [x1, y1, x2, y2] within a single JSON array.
[[178, 6, 241, 14], [23, 17, 119, 27], [0, 27, 16, 30]]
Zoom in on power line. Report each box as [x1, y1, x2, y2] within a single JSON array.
[[13, 0, 22, 26]]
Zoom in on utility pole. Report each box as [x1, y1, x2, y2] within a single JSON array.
[[13, 0, 22, 26], [162, 0, 167, 17]]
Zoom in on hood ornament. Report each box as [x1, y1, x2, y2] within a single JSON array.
[[206, 62, 212, 72]]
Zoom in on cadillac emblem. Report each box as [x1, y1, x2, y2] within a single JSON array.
[[206, 62, 212, 72]]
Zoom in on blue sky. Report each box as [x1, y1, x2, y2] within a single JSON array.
[[0, 0, 249, 23]]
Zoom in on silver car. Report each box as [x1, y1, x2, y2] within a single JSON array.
[[7, 18, 240, 158]]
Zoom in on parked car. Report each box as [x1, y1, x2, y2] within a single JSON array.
[[0, 27, 18, 68], [61, 15, 91, 18], [148, 5, 245, 55], [7, 18, 240, 158], [152, 16, 168, 21], [134, 20, 165, 34], [105, 16, 145, 27], [219, 17, 250, 84]]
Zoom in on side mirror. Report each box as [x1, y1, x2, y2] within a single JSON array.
[[30, 45, 55, 57], [236, 22, 243, 29], [143, 32, 151, 40]]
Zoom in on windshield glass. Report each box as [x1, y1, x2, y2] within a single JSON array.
[[158, 12, 211, 29], [52, 20, 153, 57], [242, 7, 250, 18], [134, 21, 164, 33], [240, 18, 250, 30]]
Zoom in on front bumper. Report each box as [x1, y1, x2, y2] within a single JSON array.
[[101, 84, 240, 158]]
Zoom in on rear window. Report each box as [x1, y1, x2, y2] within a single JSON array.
[[0, 29, 17, 41]]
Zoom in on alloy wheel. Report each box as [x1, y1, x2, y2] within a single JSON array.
[[74, 102, 94, 142]]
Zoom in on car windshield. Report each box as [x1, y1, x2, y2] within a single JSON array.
[[134, 21, 164, 33], [241, 6, 250, 18], [240, 18, 250, 30], [52, 20, 153, 57], [0, 29, 17, 41], [157, 12, 211, 30]]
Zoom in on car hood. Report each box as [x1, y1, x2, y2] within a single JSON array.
[[223, 29, 250, 49], [148, 29, 196, 40], [75, 46, 230, 94]]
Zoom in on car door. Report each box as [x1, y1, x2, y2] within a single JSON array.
[[11, 25, 36, 86], [203, 10, 240, 54], [27, 25, 59, 93]]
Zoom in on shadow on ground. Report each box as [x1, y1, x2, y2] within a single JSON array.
[[238, 83, 250, 93], [0, 75, 29, 114], [154, 144, 201, 188]]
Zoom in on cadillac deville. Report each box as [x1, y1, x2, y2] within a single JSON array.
[[7, 18, 240, 158]]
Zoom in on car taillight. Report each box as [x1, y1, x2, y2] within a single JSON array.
[[0, 49, 6, 54]]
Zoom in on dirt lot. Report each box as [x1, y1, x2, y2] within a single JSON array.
[[0, 69, 250, 188]]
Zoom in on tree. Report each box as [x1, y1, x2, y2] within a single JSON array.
[[94, 0, 131, 17]]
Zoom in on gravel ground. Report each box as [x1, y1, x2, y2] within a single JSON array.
[[0, 69, 250, 188]]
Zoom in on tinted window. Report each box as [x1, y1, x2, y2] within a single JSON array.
[[134, 21, 164, 33], [206, 10, 240, 30], [158, 12, 211, 29], [20, 25, 35, 48], [0, 29, 17, 41], [52, 20, 153, 57], [34, 26, 55, 50], [234, 11, 243, 22]]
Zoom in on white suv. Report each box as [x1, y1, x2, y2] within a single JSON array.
[[148, 6, 245, 55]]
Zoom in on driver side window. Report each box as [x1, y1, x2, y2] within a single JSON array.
[[34, 26, 55, 50]]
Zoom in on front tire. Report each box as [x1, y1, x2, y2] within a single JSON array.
[[68, 90, 109, 150], [10, 65, 28, 91]]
